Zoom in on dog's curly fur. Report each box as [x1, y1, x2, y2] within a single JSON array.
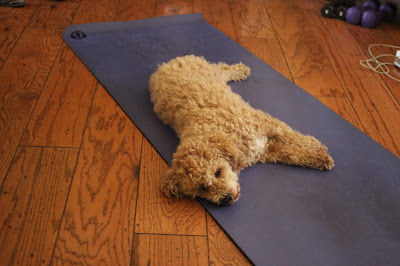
[[149, 55, 334, 205]]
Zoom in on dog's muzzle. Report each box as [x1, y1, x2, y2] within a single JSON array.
[[220, 194, 233, 205]]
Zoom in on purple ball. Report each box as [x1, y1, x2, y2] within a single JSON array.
[[362, 9, 381, 28], [379, 3, 396, 21], [346, 6, 362, 24], [362, 0, 380, 10]]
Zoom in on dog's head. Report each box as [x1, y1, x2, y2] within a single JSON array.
[[161, 135, 246, 205]]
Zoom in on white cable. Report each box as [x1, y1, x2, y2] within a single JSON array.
[[359, 44, 400, 82]]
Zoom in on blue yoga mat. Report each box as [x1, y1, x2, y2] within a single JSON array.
[[63, 14, 400, 265]]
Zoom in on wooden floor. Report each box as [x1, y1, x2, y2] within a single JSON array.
[[1, 0, 399, 264]]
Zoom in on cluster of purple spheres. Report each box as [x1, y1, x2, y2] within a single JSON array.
[[321, 0, 397, 28], [346, 0, 396, 28]]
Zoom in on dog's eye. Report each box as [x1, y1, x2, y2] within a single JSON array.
[[214, 169, 221, 178]]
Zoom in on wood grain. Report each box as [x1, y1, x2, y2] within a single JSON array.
[[229, 0, 274, 39], [28, 1, 79, 29], [73, 0, 119, 24], [0, 28, 62, 185], [52, 85, 142, 265], [346, 25, 400, 102], [265, 0, 345, 97], [0, 147, 42, 265], [156, 0, 194, 16], [0, 147, 78, 265], [115, 0, 156, 21], [12, 148, 78, 265], [0, 6, 37, 67], [207, 213, 251, 266], [194, 0, 237, 41], [299, 0, 324, 10], [135, 139, 207, 236], [316, 96, 364, 131], [306, 7, 400, 157], [27, 0, 43, 5], [20, 43, 97, 147], [239, 37, 292, 81], [132, 234, 208, 265], [381, 21, 400, 45]]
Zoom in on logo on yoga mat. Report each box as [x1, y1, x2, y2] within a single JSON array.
[[71, 31, 87, 39]]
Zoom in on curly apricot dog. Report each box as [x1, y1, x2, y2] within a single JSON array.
[[149, 55, 334, 205]]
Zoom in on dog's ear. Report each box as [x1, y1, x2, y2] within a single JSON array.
[[161, 168, 181, 198], [161, 140, 195, 198]]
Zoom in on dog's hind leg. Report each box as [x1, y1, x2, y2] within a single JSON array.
[[258, 115, 335, 170], [215, 62, 251, 83]]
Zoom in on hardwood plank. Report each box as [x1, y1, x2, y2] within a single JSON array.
[[52, 85, 142, 265], [73, 0, 119, 24], [264, 0, 345, 97], [194, 0, 237, 41], [155, 0, 194, 16], [20, 43, 97, 147], [316, 96, 364, 132], [0, 147, 42, 265], [132, 234, 208, 265], [306, 7, 400, 157], [207, 213, 251, 266], [12, 148, 78, 265], [135, 139, 207, 236], [27, 0, 43, 5], [229, 0, 274, 39], [0, 5, 37, 67], [239, 37, 292, 81], [346, 25, 400, 102], [28, 1, 79, 29], [299, 0, 324, 10], [381, 22, 400, 45], [0, 147, 78, 265], [115, 0, 156, 21], [0, 28, 63, 185]]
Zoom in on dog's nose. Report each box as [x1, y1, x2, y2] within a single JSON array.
[[220, 194, 233, 205]]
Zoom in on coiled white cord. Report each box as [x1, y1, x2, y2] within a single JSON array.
[[359, 44, 400, 82]]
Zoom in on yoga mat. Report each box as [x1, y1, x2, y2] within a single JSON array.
[[63, 14, 400, 265]]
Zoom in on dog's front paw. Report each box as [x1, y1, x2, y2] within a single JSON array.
[[322, 153, 335, 170]]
